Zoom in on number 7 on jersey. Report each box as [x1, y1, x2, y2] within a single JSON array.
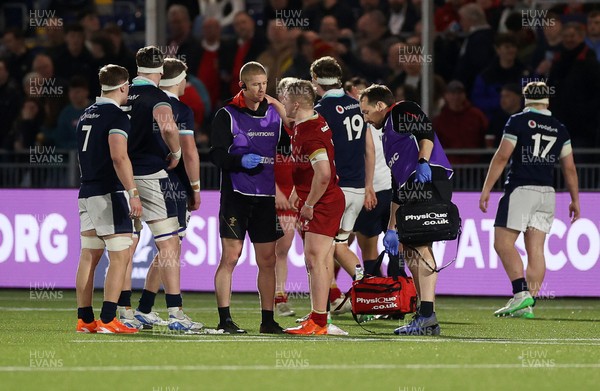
[[81, 125, 92, 152]]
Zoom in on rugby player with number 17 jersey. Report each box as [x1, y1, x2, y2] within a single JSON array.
[[480, 81, 580, 319]]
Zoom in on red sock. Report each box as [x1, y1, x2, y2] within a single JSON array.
[[329, 287, 342, 302], [311, 311, 327, 327], [275, 293, 287, 304]]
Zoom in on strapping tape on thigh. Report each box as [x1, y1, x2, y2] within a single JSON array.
[[105, 235, 133, 251], [149, 217, 179, 241], [81, 235, 105, 249], [335, 231, 350, 243]]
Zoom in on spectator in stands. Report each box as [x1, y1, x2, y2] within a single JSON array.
[[434, 0, 463, 33], [103, 23, 137, 78], [181, 75, 208, 132], [54, 76, 90, 150], [257, 19, 295, 96], [2, 29, 36, 85], [388, 0, 420, 35], [530, 12, 562, 77], [433, 80, 488, 164], [196, 18, 225, 110], [223, 12, 267, 97], [263, 0, 303, 22], [549, 22, 600, 148], [200, 0, 245, 31], [471, 33, 525, 119], [44, 18, 66, 58], [0, 59, 22, 149], [78, 9, 101, 52], [344, 76, 368, 100], [337, 40, 389, 85], [356, 10, 398, 53], [10, 98, 44, 151], [283, 33, 314, 81], [503, 11, 537, 67], [31, 54, 68, 142], [393, 83, 419, 103], [319, 15, 341, 46], [304, 0, 356, 32], [486, 0, 526, 34], [487, 83, 522, 148], [89, 32, 117, 95], [386, 42, 407, 94], [167, 5, 201, 76], [454, 3, 495, 95], [359, 0, 385, 14], [387, 44, 445, 112], [585, 10, 600, 61], [53, 24, 94, 90]]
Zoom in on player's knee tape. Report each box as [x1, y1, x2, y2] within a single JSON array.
[[148, 217, 179, 242], [334, 231, 350, 244], [81, 235, 105, 249], [104, 235, 133, 251]]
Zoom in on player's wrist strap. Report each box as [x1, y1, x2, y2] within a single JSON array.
[[304, 203, 314, 209], [170, 148, 182, 160], [191, 180, 200, 192], [127, 188, 139, 198]]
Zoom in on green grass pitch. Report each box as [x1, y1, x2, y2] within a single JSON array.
[[1, 290, 599, 391]]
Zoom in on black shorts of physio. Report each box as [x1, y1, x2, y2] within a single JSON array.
[[393, 166, 453, 206], [354, 189, 392, 237], [219, 192, 284, 243]]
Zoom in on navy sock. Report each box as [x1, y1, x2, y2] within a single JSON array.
[[100, 301, 118, 323], [261, 310, 274, 324], [326, 298, 331, 312], [137, 289, 157, 314], [218, 306, 231, 324], [78, 306, 94, 323], [420, 301, 434, 317], [117, 290, 131, 307], [511, 278, 528, 294], [165, 293, 182, 308]]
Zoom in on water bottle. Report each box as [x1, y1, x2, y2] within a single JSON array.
[[355, 264, 364, 280]]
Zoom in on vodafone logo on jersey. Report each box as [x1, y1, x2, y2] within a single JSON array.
[[335, 105, 344, 114], [528, 120, 536, 128]]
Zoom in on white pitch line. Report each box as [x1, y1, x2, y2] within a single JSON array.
[[1, 363, 599, 372], [68, 337, 600, 346], [2, 305, 600, 311]]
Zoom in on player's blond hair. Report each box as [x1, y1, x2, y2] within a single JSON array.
[[286, 80, 316, 107]]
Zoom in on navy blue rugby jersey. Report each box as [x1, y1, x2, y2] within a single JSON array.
[[125, 77, 172, 175], [77, 97, 130, 198], [165, 91, 195, 194], [502, 108, 571, 190], [315, 89, 366, 188]]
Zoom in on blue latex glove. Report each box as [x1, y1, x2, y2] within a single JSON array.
[[383, 229, 399, 256], [241, 153, 262, 169], [415, 161, 432, 183]]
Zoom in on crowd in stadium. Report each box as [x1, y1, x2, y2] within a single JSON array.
[[1, 0, 600, 163]]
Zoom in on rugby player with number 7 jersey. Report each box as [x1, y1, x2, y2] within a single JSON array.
[[75, 64, 140, 334]]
